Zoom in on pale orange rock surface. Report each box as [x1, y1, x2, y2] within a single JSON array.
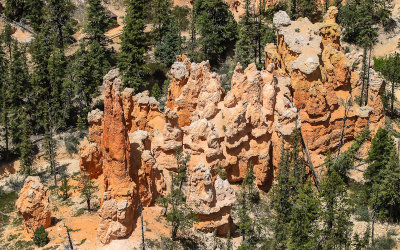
[[16, 176, 51, 234], [98, 69, 137, 245], [79, 138, 103, 178]]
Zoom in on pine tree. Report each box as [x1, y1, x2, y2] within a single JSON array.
[[46, 0, 77, 49], [8, 41, 31, 148], [84, 0, 111, 46], [73, 171, 98, 210], [118, 0, 148, 89], [19, 113, 34, 176], [155, 19, 181, 67], [151, 0, 173, 44], [236, 163, 257, 245], [235, 0, 255, 68], [0, 32, 10, 159], [194, 0, 238, 66], [159, 147, 196, 240], [24, 0, 45, 33], [288, 181, 321, 249], [4, 0, 25, 22], [59, 177, 72, 201], [43, 129, 58, 187], [83, 0, 112, 84], [271, 147, 291, 248], [320, 154, 353, 249], [364, 128, 395, 185]]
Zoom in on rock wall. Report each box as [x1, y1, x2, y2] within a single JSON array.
[[16, 177, 51, 234]]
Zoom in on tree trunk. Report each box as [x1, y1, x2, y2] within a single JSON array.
[[360, 47, 367, 106], [364, 46, 372, 106], [87, 199, 91, 211], [391, 80, 395, 116]]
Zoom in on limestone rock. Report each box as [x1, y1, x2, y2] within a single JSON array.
[[187, 164, 236, 235], [16, 177, 51, 234]]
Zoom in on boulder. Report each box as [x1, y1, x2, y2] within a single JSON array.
[[16, 177, 51, 234]]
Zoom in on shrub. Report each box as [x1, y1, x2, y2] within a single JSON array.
[[33, 225, 49, 247], [64, 135, 79, 155]]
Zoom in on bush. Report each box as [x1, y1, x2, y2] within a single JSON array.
[[355, 205, 370, 221], [33, 225, 49, 247], [64, 135, 79, 155], [367, 231, 396, 250], [92, 99, 104, 112]]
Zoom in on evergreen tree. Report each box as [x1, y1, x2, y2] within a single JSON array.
[[151, 0, 173, 44], [73, 171, 98, 210], [158, 147, 196, 240], [320, 154, 353, 249], [365, 128, 400, 222], [33, 225, 49, 247], [43, 129, 58, 187], [59, 177, 72, 201], [364, 128, 395, 185], [8, 42, 31, 148], [155, 19, 181, 67], [24, 0, 45, 33], [46, 0, 77, 49], [118, 0, 148, 89], [288, 181, 320, 249], [235, 0, 255, 68], [374, 53, 400, 116], [83, 0, 112, 83], [194, 0, 238, 66], [271, 147, 291, 248], [19, 113, 34, 176], [0, 31, 11, 159], [235, 163, 257, 246], [84, 0, 111, 46], [4, 0, 25, 22]]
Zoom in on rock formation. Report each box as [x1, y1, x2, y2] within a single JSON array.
[[16, 176, 51, 234], [79, 109, 104, 178], [98, 69, 137, 244], [265, 7, 384, 166], [86, 6, 384, 244], [187, 164, 236, 235]]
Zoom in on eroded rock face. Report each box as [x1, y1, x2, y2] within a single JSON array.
[[16, 177, 51, 234], [129, 130, 165, 206], [265, 7, 384, 166], [79, 138, 103, 178], [98, 69, 137, 245], [187, 164, 236, 235]]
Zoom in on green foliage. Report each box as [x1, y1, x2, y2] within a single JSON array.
[[33, 225, 49, 247], [59, 177, 72, 201], [155, 19, 181, 67], [320, 154, 353, 249], [158, 147, 196, 240], [235, 0, 255, 68], [172, 6, 190, 32], [19, 114, 34, 176], [4, 0, 25, 21], [64, 135, 79, 155], [77, 116, 86, 138], [151, 83, 162, 101], [73, 171, 98, 211], [0, 191, 17, 233], [366, 231, 396, 250], [290, 0, 319, 21], [84, 0, 112, 46], [151, 0, 173, 44], [374, 53, 400, 116], [118, 0, 148, 89], [353, 226, 370, 250], [194, 0, 238, 66]]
